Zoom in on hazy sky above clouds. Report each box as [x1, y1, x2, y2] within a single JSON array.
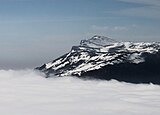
[[0, 0, 160, 69]]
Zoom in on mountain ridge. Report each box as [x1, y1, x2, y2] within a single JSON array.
[[36, 35, 160, 84]]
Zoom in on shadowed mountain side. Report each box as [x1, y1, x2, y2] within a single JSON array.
[[81, 51, 160, 84]]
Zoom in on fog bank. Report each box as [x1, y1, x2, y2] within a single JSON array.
[[0, 70, 160, 115]]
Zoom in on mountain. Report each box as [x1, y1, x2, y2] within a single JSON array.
[[36, 35, 160, 84]]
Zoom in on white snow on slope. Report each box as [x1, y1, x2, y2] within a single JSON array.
[[80, 35, 117, 48], [0, 69, 160, 115], [43, 38, 160, 76]]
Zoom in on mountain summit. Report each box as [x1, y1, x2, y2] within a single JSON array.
[[80, 35, 117, 47], [36, 35, 160, 84]]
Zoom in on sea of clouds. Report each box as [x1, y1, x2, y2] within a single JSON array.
[[0, 69, 160, 115]]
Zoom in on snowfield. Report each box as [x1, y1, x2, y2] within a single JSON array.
[[0, 69, 160, 115]]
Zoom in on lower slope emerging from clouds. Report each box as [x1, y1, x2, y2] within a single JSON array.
[[0, 69, 160, 115]]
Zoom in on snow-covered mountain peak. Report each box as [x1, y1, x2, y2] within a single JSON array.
[[80, 35, 117, 48], [36, 35, 160, 83]]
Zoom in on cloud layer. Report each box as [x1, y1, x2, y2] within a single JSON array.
[[0, 69, 160, 115]]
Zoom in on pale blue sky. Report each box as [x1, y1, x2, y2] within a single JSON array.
[[0, 0, 160, 69]]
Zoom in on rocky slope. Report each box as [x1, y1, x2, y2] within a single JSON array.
[[36, 35, 160, 84]]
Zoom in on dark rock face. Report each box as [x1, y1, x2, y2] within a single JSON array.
[[36, 35, 160, 84], [81, 52, 160, 84]]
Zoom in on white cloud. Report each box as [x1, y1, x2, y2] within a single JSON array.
[[91, 25, 128, 32], [91, 25, 109, 31], [118, 6, 160, 19], [113, 26, 127, 31], [0, 69, 160, 115], [116, 0, 160, 19], [117, 0, 160, 6]]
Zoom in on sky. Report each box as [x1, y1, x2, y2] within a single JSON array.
[[0, 0, 160, 69]]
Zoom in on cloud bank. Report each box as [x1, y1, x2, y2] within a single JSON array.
[[0, 69, 160, 115]]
